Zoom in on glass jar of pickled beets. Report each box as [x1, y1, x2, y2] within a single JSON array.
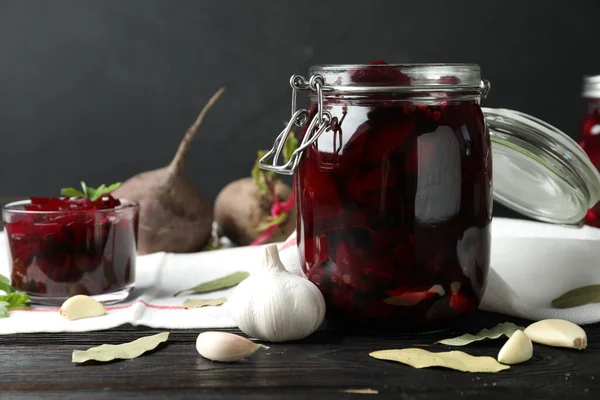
[[2, 196, 139, 305], [579, 75, 600, 227], [260, 62, 600, 331]]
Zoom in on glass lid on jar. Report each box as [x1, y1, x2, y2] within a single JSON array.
[[484, 107, 600, 225]]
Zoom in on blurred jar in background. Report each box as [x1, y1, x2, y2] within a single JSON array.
[[580, 75, 600, 227]]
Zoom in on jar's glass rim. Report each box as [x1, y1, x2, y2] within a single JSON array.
[[311, 63, 480, 70], [307, 63, 483, 89], [2, 198, 140, 214]]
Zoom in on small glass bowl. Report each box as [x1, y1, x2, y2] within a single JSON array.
[[2, 199, 139, 305]]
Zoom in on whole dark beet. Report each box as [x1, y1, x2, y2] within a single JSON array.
[[214, 177, 296, 246], [113, 87, 225, 255]]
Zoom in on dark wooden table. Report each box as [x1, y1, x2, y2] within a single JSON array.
[[1, 311, 599, 399]]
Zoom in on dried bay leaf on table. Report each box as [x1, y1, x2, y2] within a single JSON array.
[[551, 284, 600, 309], [183, 297, 227, 309], [436, 322, 523, 346], [340, 388, 379, 394], [370, 348, 510, 373], [174, 271, 250, 297], [72, 332, 170, 363]]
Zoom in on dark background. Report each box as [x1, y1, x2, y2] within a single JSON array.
[[1, 0, 598, 218]]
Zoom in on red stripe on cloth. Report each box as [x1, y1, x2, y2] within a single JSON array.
[[10, 299, 186, 313], [278, 236, 297, 251]]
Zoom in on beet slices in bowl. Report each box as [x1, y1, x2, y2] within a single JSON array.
[[3, 195, 139, 305]]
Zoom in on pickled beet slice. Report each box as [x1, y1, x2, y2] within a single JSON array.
[[342, 108, 416, 168], [439, 76, 460, 85], [449, 291, 476, 314], [331, 242, 393, 293], [424, 252, 447, 276], [338, 122, 369, 172], [307, 265, 327, 287], [330, 286, 355, 313], [306, 264, 329, 291], [348, 189, 405, 214], [363, 252, 394, 285], [384, 284, 445, 306], [349, 61, 412, 86], [36, 253, 82, 283], [448, 282, 477, 314], [368, 60, 389, 65], [363, 118, 416, 163], [301, 150, 343, 207], [26, 196, 121, 212], [369, 227, 411, 248], [349, 162, 398, 192], [98, 194, 121, 209], [312, 209, 369, 234], [331, 242, 362, 291], [392, 238, 414, 262], [441, 101, 483, 131]]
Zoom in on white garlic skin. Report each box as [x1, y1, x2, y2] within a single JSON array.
[[278, 241, 303, 277], [228, 244, 326, 342]]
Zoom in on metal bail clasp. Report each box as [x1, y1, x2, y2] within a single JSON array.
[[258, 74, 331, 175]]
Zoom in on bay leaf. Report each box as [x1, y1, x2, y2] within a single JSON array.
[[183, 297, 227, 309], [72, 332, 169, 363], [551, 284, 600, 309], [436, 322, 523, 346], [174, 271, 250, 297], [340, 388, 379, 394], [370, 348, 509, 373]]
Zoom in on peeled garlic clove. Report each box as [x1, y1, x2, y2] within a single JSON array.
[[196, 331, 266, 362], [497, 330, 533, 365], [59, 295, 106, 321], [524, 319, 587, 350]]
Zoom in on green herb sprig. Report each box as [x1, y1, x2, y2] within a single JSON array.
[[251, 131, 298, 196], [0, 274, 30, 317], [61, 181, 121, 201]]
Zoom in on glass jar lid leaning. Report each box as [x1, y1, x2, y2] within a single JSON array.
[[260, 63, 600, 226]]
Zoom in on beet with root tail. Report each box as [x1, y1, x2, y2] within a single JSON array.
[[113, 87, 225, 255], [214, 133, 298, 246]]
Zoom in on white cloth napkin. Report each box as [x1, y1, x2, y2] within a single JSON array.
[[0, 241, 269, 334], [481, 218, 600, 324], [1, 217, 600, 334]]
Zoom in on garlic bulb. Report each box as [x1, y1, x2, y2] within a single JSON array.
[[228, 244, 326, 342]]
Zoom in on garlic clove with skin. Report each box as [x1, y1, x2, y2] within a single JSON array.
[[196, 331, 266, 362], [228, 244, 326, 342]]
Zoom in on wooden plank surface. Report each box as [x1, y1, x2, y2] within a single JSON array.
[[0, 311, 598, 399]]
